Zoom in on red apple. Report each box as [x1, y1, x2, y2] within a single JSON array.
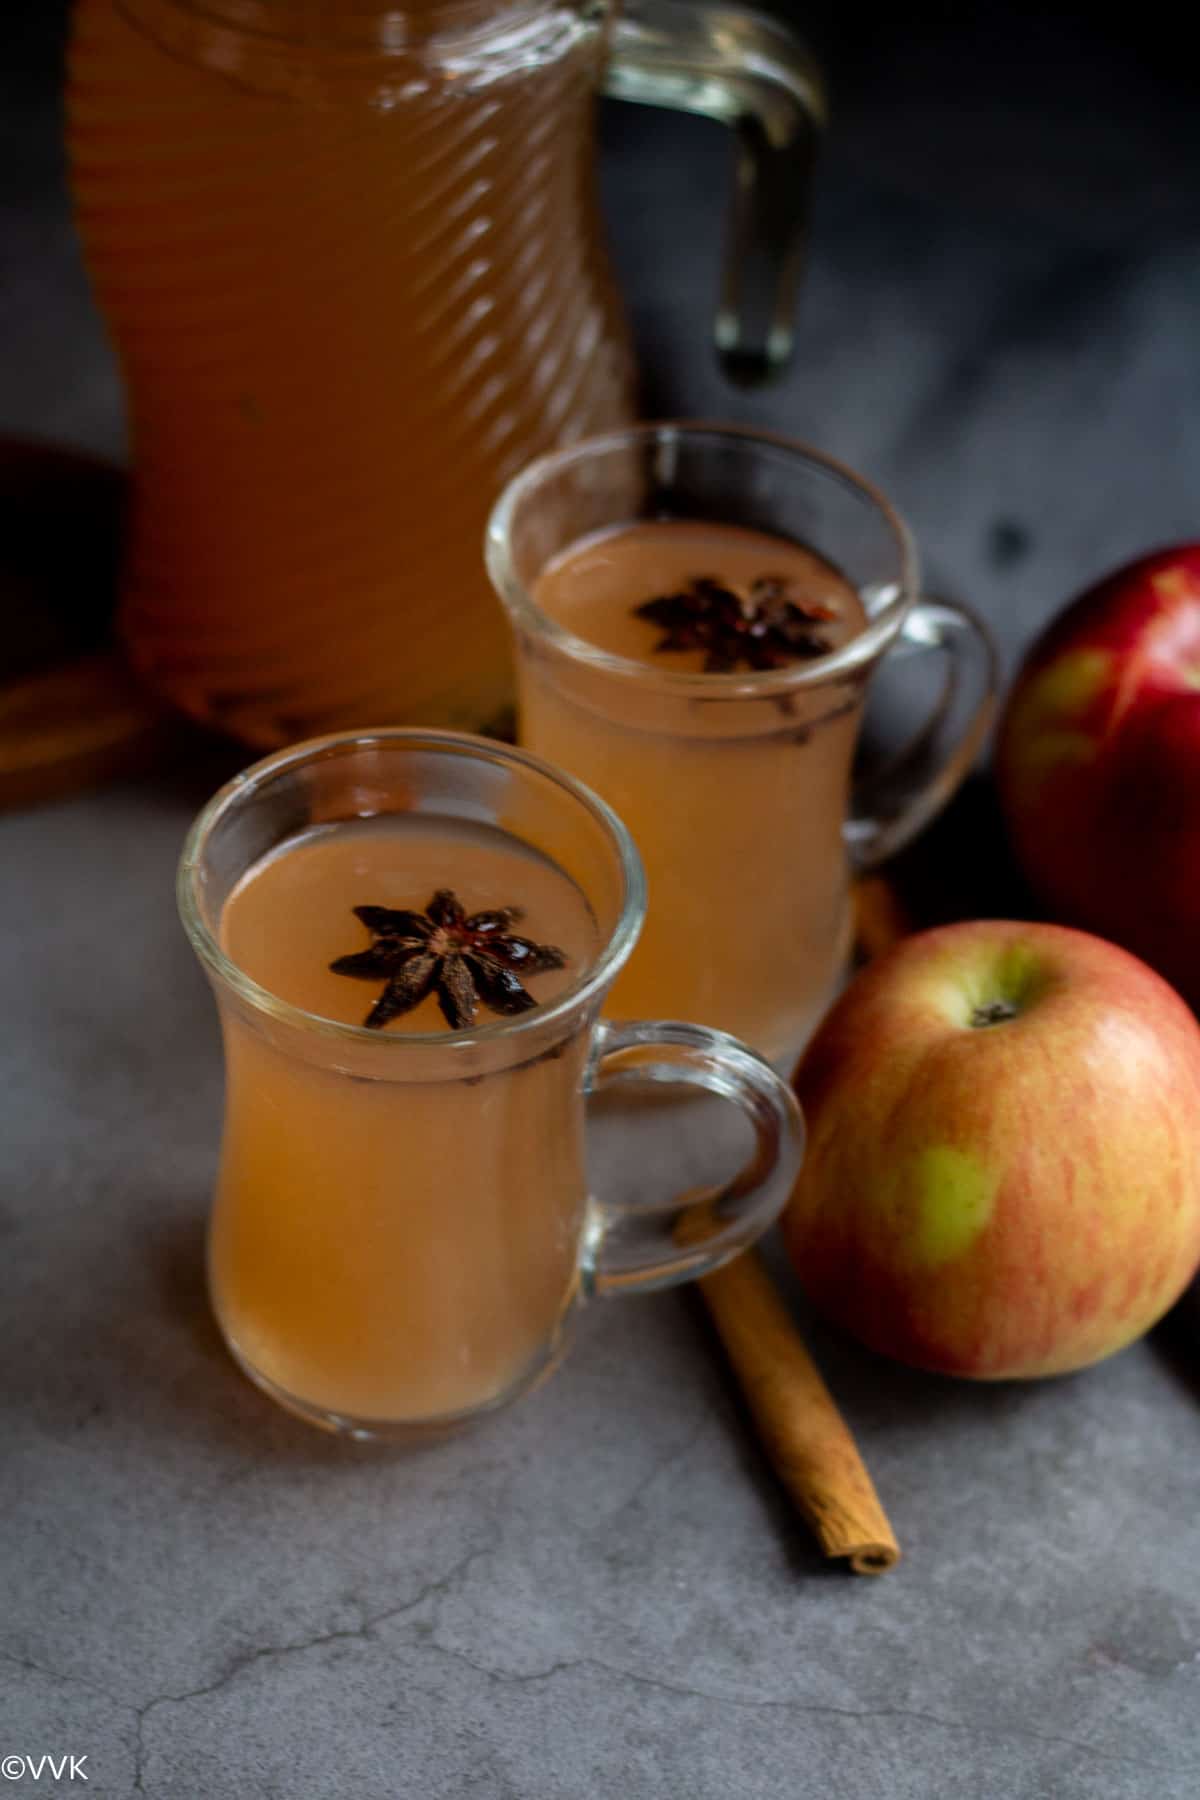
[[996, 545, 1200, 1002], [784, 920, 1200, 1378]]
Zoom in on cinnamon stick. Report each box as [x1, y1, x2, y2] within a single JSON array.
[[676, 878, 913, 1575], [692, 1240, 900, 1574], [853, 873, 914, 963]]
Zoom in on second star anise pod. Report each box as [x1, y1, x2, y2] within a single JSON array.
[[329, 889, 568, 1030], [635, 573, 839, 672]]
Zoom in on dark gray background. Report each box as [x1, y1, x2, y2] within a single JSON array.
[[3, 0, 1200, 671]]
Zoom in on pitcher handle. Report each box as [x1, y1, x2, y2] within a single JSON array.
[[846, 596, 1000, 871], [602, 0, 826, 385]]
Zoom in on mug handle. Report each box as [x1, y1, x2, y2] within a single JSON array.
[[581, 1018, 805, 1296], [602, 0, 826, 385], [846, 596, 1000, 871]]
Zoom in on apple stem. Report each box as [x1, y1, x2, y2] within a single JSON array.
[[971, 999, 1019, 1028]]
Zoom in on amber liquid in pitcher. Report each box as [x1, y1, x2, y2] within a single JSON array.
[[213, 812, 600, 1425], [525, 520, 869, 1062], [67, 0, 633, 744]]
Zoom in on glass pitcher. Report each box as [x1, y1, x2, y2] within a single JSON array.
[[67, 0, 823, 746]]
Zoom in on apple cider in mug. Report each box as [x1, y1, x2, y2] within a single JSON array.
[[491, 427, 997, 1071], [213, 814, 598, 1424], [182, 731, 805, 1438], [525, 521, 869, 1060]]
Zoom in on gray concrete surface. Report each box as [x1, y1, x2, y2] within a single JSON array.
[[3, 776, 1199, 1798], [3, 4, 1200, 1796]]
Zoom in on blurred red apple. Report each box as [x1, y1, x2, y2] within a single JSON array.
[[996, 545, 1200, 1001], [784, 920, 1200, 1378]]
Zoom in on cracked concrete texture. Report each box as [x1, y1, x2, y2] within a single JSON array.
[[3, 775, 1200, 1800]]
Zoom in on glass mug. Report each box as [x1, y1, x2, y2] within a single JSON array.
[[68, 0, 823, 745], [178, 729, 803, 1439], [487, 423, 999, 1065]]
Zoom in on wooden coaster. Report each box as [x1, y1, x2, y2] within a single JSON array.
[[0, 649, 171, 810], [0, 440, 173, 810]]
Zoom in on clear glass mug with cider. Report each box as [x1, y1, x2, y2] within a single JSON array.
[[178, 729, 803, 1436]]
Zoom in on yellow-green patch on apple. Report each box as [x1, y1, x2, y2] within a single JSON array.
[[1009, 645, 1112, 727], [1000, 648, 1111, 785], [894, 1145, 997, 1268]]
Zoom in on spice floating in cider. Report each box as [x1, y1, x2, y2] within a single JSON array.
[[330, 889, 568, 1030], [634, 572, 839, 671]]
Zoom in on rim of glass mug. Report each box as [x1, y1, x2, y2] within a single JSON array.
[[177, 728, 646, 1051], [485, 420, 921, 695]]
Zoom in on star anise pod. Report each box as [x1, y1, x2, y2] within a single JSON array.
[[329, 889, 568, 1030], [635, 573, 839, 672]]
